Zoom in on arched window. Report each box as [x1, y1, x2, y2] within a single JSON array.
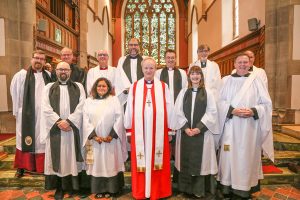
[[233, 0, 239, 38], [124, 0, 176, 65]]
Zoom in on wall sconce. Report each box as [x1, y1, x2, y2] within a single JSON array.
[[248, 18, 260, 31]]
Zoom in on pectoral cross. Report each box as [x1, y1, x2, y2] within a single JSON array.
[[146, 99, 151, 107], [137, 152, 144, 159], [156, 150, 163, 157]]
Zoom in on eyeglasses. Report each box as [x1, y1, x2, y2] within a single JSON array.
[[56, 68, 71, 72], [33, 57, 45, 61], [198, 50, 209, 53], [128, 44, 139, 47], [98, 54, 108, 57]]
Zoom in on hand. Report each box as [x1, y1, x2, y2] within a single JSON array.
[[185, 128, 193, 137], [103, 136, 113, 143], [240, 108, 254, 118], [57, 120, 71, 131], [232, 108, 253, 118], [191, 128, 200, 135], [93, 136, 103, 144]]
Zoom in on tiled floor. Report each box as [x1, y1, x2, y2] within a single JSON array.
[[0, 185, 299, 200]]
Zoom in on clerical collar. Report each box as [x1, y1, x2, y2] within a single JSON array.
[[192, 88, 198, 92], [167, 67, 174, 71], [249, 66, 253, 71], [201, 61, 207, 68], [99, 66, 108, 70], [96, 95, 105, 99], [231, 73, 251, 77], [59, 81, 68, 85], [145, 80, 154, 84], [130, 55, 138, 59]]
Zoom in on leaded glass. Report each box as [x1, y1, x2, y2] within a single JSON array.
[[124, 0, 176, 65]]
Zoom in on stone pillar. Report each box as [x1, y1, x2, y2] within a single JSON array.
[[79, 0, 88, 69], [0, 0, 35, 132], [265, 0, 300, 109]]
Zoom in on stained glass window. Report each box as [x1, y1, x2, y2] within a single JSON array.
[[125, 0, 176, 65]]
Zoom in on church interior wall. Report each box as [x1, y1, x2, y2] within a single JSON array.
[[238, 0, 265, 38], [197, 0, 222, 53], [87, 0, 113, 66]]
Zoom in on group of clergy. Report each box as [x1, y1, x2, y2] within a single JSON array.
[[10, 38, 273, 200]]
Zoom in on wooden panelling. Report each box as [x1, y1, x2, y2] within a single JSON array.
[[209, 26, 265, 77], [35, 9, 79, 57]]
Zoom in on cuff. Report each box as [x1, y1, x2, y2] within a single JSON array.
[[181, 123, 190, 132], [196, 121, 208, 133], [88, 130, 97, 140], [227, 106, 234, 119], [109, 128, 119, 139], [66, 118, 75, 128], [251, 107, 259, 120]]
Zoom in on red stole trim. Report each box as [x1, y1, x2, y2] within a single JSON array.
[[130, 80, 171, 199]]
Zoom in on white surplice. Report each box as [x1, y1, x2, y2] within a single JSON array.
[[82, 96, 127, 177], [10, 69, 51, 153], [40, 82, 86, 177], [155, 68, 188, 104], [232, 65, 268, 88], [86, 65, 116, 96], [217, 73, 274, 191], [115, 56, 142, 106], [124, 78, 173, 198], [170, 88, 219, 175], [189, 60, 222, 100]]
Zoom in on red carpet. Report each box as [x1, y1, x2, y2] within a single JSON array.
[[262, 165, 283, 174], [0, 133, 15, 142]]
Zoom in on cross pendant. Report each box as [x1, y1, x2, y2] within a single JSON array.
[[146, 99, 151, 107]]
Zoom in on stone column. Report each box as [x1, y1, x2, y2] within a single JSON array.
[[0, 0, 35, 132], [79, 0, 88, 69], [265, 0, 300, 109]]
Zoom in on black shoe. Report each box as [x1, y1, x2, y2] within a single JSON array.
[[15, 168, 24, 178], [54, 188, 64, 200]]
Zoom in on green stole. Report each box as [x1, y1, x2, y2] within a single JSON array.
[[160, 67, 182, 102], [48, 80, 83, 172], [21, 67, 52, 152], [181, 88, 207, 175], [122, 55, 143, 83]]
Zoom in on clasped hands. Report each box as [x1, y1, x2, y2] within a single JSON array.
[[232, 108, 254, 118], [93, 136, 113, 144], [57, 119, 72, 132], [185, 128, 200, 137]]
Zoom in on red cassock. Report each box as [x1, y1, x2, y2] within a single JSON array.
[[130, 81, 172, 200]]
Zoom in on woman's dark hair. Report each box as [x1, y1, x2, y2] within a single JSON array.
[[187, 65, 205, 89], [90, 77, 112, 99]]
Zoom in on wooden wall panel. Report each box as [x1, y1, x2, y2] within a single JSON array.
[[209, 26, 265, 77]]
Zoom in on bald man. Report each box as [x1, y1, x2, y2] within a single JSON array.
[[40, 61, 86, 199], [59, 47, 86, 87], [86, 50, 116, 95]]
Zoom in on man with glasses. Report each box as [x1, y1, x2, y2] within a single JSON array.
[[40, 61, 86, 199], [189, 44, 221, 99], [10, 50, 52, 178], [115, 38, 144, 106], [86, 50, 116, 95], [59, 47, 86, 87]]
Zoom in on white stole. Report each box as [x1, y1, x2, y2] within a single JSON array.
[[133, 78, 165, 171], [230, 73, 257, 107]]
